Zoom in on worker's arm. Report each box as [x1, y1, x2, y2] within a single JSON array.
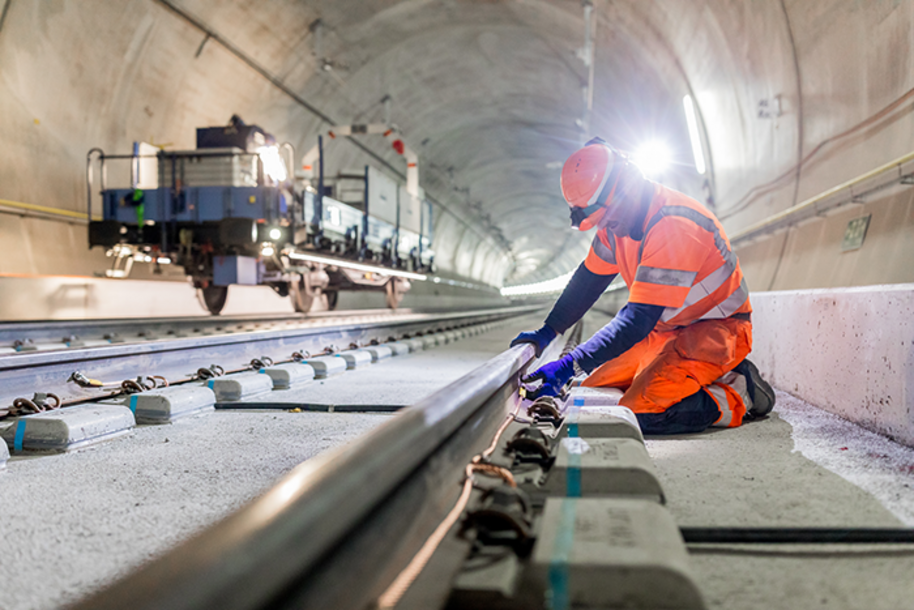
[[569, 302, 663, 371], [523, 302, 663, 398], [545, 262, 616, 334], [510, 262, 616, 356]]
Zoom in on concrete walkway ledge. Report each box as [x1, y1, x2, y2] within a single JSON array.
[[751, 283, 914, 446]]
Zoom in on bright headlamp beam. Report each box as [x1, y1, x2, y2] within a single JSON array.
[[258, 145, 288, 182], [286, 251, 427, 281], [683, 95, 707, 175]]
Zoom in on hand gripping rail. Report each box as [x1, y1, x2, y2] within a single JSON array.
[[71, 341, 542, 610]]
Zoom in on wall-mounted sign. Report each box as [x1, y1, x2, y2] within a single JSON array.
[[841, 214, 871, 252]]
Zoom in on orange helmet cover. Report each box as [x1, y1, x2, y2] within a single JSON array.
[[561, 143, 617, 231], [561, 144, 614, 209]]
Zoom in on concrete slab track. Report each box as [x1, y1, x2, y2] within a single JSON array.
[[0, 315, 532, 610], [1, 312, 913, 609]]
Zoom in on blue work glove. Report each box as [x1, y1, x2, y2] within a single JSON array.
[[510, 325, 557, 358], [522, 354, 576, 400]]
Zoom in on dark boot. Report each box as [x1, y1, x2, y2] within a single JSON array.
[[733, 358, 775, 420]]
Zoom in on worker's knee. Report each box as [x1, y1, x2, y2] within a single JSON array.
[[634, 389, 720, 435], [622, 367, 702, 412]]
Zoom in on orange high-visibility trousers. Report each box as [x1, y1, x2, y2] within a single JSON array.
[[582, 317, 753, 427]]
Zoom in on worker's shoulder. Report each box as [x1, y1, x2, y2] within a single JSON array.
[[655, 184, 714, 214], [649, 185, 724, 230]]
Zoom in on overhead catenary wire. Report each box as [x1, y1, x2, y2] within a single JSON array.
[[0, 0, 12, 36]]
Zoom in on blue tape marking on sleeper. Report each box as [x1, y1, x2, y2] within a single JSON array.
[[573, 396, 584, 407], [207, 379, 215, 390], [547, 498, 577, 610], [565, 400, 581, 438], [129, 395, 138, 414], [567, 450, 582, 498], [13, 419, 27, 452]]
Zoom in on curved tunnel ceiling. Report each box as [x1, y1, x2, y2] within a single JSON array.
[[3, 1, 911, 289], [130, 0, 703, 286], [292, 1, 700, 285]]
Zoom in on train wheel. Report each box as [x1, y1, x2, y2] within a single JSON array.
[[385, 278, 409, 310], [326, 290, 339, 311], [289, 274, 315, 314], [200, 285, 228, 315]]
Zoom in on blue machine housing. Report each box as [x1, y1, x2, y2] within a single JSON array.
[[102, 186, 286, 225]]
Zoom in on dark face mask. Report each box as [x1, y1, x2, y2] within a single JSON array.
[[569, 201, 604, 228]]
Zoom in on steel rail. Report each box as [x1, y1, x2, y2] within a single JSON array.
[[0, 307, 427, 348], [0, 305, 541, 409], [71, 331, 543, 610]]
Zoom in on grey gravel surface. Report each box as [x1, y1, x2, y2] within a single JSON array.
[[235, 317, 540, 409], [0, 411, 387, 610], [0, 315, 540, 610], [647, 394, 914, 610], [776, 392, 914, 526], [584, 307, 914, 609]]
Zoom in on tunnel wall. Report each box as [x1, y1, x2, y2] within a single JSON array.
[[751, 285, 914, 447], [651, 0, 914, 292], [0, 0, 513, 286], [1, 0, 911, 293]]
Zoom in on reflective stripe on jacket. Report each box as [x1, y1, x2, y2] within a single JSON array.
[[583, 184, 751, 331]]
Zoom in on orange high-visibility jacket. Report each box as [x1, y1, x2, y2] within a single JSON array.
[[583, 184, 751, 330]]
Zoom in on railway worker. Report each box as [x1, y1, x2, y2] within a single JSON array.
[[511, 138, 775, 435]]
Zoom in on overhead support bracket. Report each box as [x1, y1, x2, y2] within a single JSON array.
[[300, 124, 420, 197]]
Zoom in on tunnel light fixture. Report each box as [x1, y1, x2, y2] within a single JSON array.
[[632, 140, 672, 178], [262, 244, 276, 257], [286, 251, 427, 281], [683, 95, 707, 175], [268, 227, 282, 241]]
